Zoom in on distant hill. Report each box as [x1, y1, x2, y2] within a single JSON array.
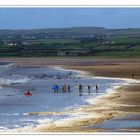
[[0, 27, 140, 37], [0, 27, 140, 58]]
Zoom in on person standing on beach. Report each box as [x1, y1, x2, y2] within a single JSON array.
[[132, 74, 135, 79], [79, 84, 83, 96], [88, 85, 91, 95], [96, 85, 99, 93]]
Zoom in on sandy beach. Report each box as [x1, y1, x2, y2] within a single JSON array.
[[0, 57, 140, 132]]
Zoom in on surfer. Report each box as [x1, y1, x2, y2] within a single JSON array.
[[52, 85, 56, 93], [88, 85, 91, 95], [52, 84, 59, 93], [67, 85, 71, 92], [96, 85, 99, 93], [55, 85, 59, 93], [79, 84, 83, 96]]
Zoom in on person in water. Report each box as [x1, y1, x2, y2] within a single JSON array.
[[52, 85, 56, 93], [61, 85, 64, 92], [55, 85, 59, 93], [96, 85, 99, 93], [52, 84, 59, 93], [88, 85, 91, 95], [67, 85, 71, 92], [79, 84, 83, 96], [25, 90, 32, 96], [27, 90, 30, 94], [62, 84, 66, 92]]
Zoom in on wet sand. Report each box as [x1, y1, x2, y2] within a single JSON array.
[[0, 57, 140, 79], [0, 57, 140, 132]]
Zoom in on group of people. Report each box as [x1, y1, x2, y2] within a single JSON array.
[[52, 84, 71, 93], [52, 84, 99, 95], [79, 84, 99, 96]]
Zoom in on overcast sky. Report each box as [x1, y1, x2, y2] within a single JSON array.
[[0, 8, 140, 29]]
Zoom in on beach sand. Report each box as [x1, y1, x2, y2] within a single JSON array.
[[0, 57, 140, 132]]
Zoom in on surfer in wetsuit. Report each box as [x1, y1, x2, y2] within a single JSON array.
[[52, 84, 59, 93], [67, 85, 71, 92], [88, 85, 91, 95], [55, 85, 59, 93], [79, 84, 83, 96], [96, 85, 99, 93], [62, 84, 67, 92]]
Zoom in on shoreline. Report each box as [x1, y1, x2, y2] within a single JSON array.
[[32, 70, 140, 132], [0, 57, 140, 132], [11, 67, 140, 133]]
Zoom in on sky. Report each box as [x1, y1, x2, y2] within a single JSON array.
[[0, 8, 140, 29]]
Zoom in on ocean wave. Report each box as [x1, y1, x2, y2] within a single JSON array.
[[1, 113, 20, 116], [0, 76, 31, 86], [0, 63, 14, 70], [54, 66, 90, 78]]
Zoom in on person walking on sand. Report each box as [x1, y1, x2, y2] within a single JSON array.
[[96, 84, 99, 93], [79, 84, 83, 96], [88, 85, 91, 95]]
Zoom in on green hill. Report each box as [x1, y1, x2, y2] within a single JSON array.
[[0, 27, 140, 58]]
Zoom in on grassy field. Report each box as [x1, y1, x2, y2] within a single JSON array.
[[0, 27, 140, 58]]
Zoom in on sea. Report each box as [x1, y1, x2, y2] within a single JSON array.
[[0, 62, 131, 132]]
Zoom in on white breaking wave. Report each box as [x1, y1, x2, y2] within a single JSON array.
[[0, 76, 31, 86], [0, 63, 15, 70], [1, 113, 20, 116]]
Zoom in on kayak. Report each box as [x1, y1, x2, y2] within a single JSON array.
[[24, 92, 32, 96]]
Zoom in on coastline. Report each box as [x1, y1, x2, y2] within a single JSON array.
[[0, 57, 140, 132], [12, 67, 140, 133]]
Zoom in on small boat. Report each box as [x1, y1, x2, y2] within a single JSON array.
[[24, 91, 32, 96]]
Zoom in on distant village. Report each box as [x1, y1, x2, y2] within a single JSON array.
[[0, 28, 121, 57]]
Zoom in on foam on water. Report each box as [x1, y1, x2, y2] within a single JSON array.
[[0, 77, 31, 86], [1, 113, 20, 116], [0, 63, 14, 69]]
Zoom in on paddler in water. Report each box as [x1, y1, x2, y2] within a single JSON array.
[[24, 90, 32, 96]]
